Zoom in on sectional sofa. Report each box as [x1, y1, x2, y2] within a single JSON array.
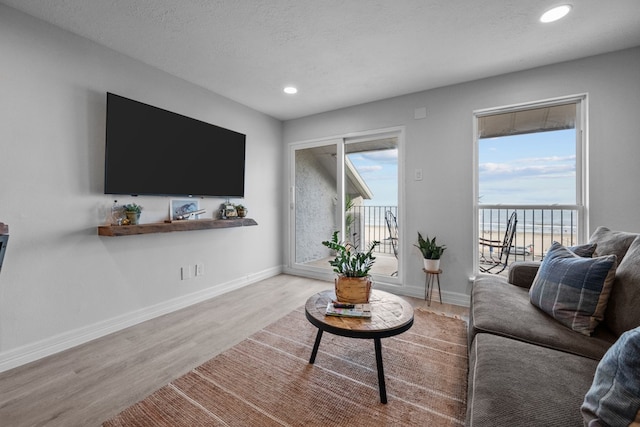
[[466, 227, 640, 426]]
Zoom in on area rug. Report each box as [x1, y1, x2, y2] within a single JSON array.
[[103, 307, 468, 426]]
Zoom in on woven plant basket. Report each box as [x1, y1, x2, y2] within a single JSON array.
[[334, 276, 372, 303]]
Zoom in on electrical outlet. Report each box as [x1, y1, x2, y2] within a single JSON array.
[[196, 264, 204, 276]]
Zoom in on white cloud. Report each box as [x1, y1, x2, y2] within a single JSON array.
[[357, 165, 383, 173], [480, 155, 575, 181], [357, 149, 398, 163]]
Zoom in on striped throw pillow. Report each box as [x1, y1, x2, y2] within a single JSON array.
[[529, 242, 617, 336], [582, 326, 640, 426]]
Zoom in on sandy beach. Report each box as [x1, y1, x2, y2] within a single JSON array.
[[353, 224, 577, 262], [481, 230, 578, 261]]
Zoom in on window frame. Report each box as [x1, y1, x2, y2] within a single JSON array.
[[286, 126, 406, 286], [472, 94, 588, 274]]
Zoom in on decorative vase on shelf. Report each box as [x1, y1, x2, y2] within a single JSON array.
[[223, 204, 237, 219], [109, 200, 125, 226]]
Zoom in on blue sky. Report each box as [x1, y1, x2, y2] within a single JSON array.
[[348, 149, 398, 207], [479, 129, 576, 205], [347, 129, 576, 207]]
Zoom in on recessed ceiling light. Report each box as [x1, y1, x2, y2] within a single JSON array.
[[284, 86, 298, 94], [540, 5, 572, 23]]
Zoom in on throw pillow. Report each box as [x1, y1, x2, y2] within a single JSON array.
[[568, 242, 597, 257], [603, 236, 640, 337], [581, 326, 640, 426], [529, 242, 617, 336], [589, 226, 638, 261]]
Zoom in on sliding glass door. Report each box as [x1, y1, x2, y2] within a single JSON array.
[[290, 130, 401, 280]]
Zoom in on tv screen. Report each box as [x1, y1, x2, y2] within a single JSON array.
[[104, 92, 246, 198]]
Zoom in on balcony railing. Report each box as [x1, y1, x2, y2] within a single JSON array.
[[347, 205, 398, 256], [342, 205, 582, 273], [479, 205, 581, 270]]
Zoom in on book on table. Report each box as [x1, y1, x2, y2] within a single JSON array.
[[325, 302, 372, 318]]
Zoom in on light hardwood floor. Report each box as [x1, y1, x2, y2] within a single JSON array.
[[0, 274, 468, 426]]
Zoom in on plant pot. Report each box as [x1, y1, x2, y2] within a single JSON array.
[[334, 275, 372, 303], [424, 258, 440, 272], [125, 211, 141, 225], [236, 208, 247, 218]]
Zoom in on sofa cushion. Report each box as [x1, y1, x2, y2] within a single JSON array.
[[529, 242, 617, 336], [603, 236, 640, 336], [589, 226, 638, 261], [569, 242, 598, 257], [581, 326, 640, 426], [467, 333, 599, 427], [508, 260, 541, 288], [470, 276, 616, 360]]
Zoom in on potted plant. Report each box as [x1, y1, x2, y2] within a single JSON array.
[[415, 232, 446, 271], [123, 203, 143, 225], [322, 231, 379, 303], [235, 204, 247, 218]]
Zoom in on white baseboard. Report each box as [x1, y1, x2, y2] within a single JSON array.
[[441, 290, 471, 307], [0, 265, 283, 373], [284, 266, 470, 307], [374, 282, 470, 307]]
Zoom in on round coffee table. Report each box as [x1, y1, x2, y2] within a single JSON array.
[[304, 289, 414, 403]]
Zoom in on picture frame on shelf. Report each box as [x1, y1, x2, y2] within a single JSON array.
[[170, 199, 201, 221]]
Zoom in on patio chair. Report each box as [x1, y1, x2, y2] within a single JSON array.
[[479, 211, 517, 274], [385, 210, 399, 276]]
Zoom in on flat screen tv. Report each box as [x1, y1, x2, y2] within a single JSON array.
[[104, 92, 246, 198]]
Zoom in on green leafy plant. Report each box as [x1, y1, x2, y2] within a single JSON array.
[[322, 231, 380, 277], [123, 203, 143, 213], [415, 232, 446, 260], [233, 204, 247, 217], [345, 195, 355, 239]]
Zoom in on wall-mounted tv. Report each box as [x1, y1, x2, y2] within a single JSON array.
[[104, 92, 246, 198]]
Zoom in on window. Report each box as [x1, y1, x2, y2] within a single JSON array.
[[474, 95, 587, 274]]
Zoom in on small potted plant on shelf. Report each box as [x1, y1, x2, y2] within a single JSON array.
[[234, 204, 247, 218], [415, 232, 446, 271], [122, 203, 143, 225], [322, 231, 380, 303]]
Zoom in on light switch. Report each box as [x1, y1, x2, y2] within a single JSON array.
[[414, 168, 423, 181]]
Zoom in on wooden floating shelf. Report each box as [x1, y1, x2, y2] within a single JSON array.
[[98, 218, 257, 237]]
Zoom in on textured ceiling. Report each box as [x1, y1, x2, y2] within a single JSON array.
[[2, 0, 640, 120]]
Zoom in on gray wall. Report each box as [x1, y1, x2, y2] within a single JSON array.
[[284, 47, 640, 304], [0, 5, 283, 370]]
